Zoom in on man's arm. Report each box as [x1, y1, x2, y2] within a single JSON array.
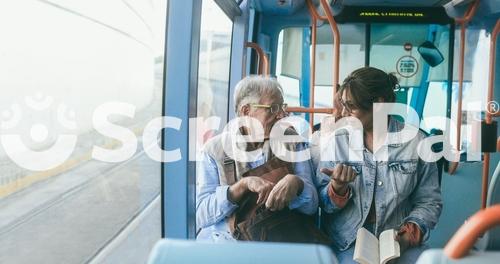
[[196, 153, 239, 229], [196, 153, 276, 228], [286, 156, 319, 215]]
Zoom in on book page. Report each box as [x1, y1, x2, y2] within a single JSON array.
[[353, 228, 380, 264], [379, 229, 400, 264]]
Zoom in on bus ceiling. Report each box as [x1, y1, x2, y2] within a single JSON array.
[[250, 0, 499, 27], [249, 0, 498, 86]]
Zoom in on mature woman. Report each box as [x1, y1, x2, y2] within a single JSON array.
[[313, 67, 442, 263], [196, 75, 318, 241]]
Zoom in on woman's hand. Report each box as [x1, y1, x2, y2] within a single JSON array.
[[265, 174, 304, 211], [321, 164, 358, 196], [396, 222, 422, 252]]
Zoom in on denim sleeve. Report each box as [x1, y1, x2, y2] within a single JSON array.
[[403, 159, 443, 242], [288, 157, 319, 215], [196, 153, 238, 229], [316, 161, 353, 214]]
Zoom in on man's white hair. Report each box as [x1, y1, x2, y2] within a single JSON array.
[[233, 75, 284, 115]]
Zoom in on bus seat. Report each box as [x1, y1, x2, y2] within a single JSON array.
[[416, 249, 500, 264], [146, 239, 338, 264], [418, 205, 500, 264], [486, 161, 500, 250]]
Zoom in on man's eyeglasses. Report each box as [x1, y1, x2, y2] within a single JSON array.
[[250, 103, 288, 114], [339, 99, 357, 114]]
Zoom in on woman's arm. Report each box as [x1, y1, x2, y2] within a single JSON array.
[[316, 161, 354, 214], [403, 159, 443, 242]]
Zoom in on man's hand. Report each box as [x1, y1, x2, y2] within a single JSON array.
[[265, 174, 304, 211], [245, 177, 275, 205], [321, 164, 358, 196], [228, 177, 274, 204]]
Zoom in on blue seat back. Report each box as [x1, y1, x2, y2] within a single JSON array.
[[417, 249, 500, 264], [147, 239, 338, 264]]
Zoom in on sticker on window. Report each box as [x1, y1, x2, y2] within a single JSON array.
[[396, 55, 419, 78]]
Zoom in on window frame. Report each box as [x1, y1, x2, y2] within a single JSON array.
[[162, 0, 239, 239]]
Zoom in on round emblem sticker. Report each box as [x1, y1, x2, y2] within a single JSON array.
[[396, 55, 418, 78]]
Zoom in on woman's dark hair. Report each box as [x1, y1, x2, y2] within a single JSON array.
[[339, 66, 398, 111]]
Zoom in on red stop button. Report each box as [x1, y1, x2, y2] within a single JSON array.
[[404, 42, 412, 51]]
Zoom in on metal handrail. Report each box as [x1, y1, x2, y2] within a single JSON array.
[[286, 107, 334, 114], [449, 0, 480, 175], [480, 19, 500, 209], [245, 42, 269, 76], [286, 0, 341, 121], [306, 0, 328, 21], [444, 205, 500, 259], [319, 0, 340, 97]]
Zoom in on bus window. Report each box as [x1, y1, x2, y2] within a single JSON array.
[[370, 23, 451, 89], [421, 28, 489, 151], [449, 28, 490, 115], [194, 0, 233, 234], [422, 81, 450, 132], [197, 1, 233, 128], [276, 28, 301, 107], [315, 24, 366, 124], [276, 24, 366, 125], [369, 23, 452, 128], [0, 1, 167, 263]]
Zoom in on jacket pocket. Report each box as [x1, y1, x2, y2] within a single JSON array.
[[389, 160, 417, 197]]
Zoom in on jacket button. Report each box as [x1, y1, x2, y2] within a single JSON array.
[[377, 180, 383, 186]]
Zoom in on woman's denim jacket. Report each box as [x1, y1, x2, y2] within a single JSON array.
[[311, 118, 443, 251]]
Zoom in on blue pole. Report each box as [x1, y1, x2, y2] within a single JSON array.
[[162, 0, 202, 239], [300, 28, 311, 121]]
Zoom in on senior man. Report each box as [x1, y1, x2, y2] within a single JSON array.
[[196, 75, 318, 241]]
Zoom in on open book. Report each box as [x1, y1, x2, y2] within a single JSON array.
[[353, 228, 400, 264]]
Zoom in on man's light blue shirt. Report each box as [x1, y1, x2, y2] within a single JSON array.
[[196, 147, 318, 241]]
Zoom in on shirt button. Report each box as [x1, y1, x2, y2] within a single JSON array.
[[377, 180, 383, 186]]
